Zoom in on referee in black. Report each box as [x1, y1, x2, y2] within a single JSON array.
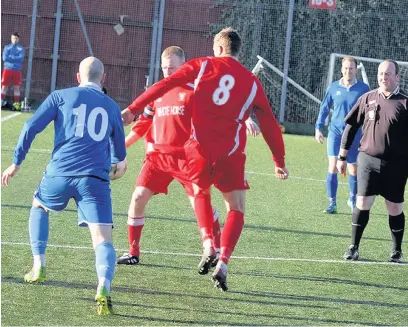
[[337, 59, 408, 263]]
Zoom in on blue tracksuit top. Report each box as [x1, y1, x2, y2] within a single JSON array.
[[2, 43, 25, 71], [315, 79, 370, 135]]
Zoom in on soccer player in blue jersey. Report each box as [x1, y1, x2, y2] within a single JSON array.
[[1, 57, 126, 315], [315, 57, 370, 214]]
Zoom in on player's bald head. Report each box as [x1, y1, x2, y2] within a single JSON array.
[[78, 57, 104, 84]]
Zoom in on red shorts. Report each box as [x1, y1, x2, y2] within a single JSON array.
[[185, 139, 250, 193], [1, 69, 22, 87], [136, 152, 194, 196]]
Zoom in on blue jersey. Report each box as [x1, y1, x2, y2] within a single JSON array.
[[2, 43, 25, 71], [315, 79, 370, 135], [13, 83, 126, 181]]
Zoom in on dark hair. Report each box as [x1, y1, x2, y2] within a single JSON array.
[[384, 59, 400, 75], [12, 32, 20, 38]]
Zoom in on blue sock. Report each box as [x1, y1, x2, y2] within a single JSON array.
[[326, 173, 338, 203], [348, 174, 357, 202], [29, 206, 49, 256], [95, 241, 116, 292]]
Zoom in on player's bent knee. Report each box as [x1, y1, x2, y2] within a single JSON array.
[[385, 200, 403, 216], [356, 195, 375, 211], [223, 190, 246, 213], [89, 224, 113, 248], [131, 187, 153, 206]]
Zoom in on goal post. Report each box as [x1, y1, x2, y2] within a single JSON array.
[[327, 53, 408, 90]]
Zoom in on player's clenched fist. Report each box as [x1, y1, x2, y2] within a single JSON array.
[[121, 108, 135, 125], [1, 164, 20, 186]]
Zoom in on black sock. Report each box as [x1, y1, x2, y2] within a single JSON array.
[[351, 209, 370, 248], [389, 212, 405, 252]]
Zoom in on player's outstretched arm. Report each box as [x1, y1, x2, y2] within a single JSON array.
[[3, 93, 58, 185], [13, 93, 58, 167], [125, 131, 139, 148], [126, 106, 154, 147], [122, 59, 201, 125]]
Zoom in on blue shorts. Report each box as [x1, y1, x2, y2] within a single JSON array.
[[34, 174, 112, 227], [327, 131, 360, 164]]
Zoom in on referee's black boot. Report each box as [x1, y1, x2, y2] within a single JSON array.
[[344, 245, 359, 260], [390, 250, 403, 263]]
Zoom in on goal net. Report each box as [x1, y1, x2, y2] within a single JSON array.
[[327, 53, 408, 92], [252, 55, 408, 127]]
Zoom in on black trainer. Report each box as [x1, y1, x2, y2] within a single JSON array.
[[198, 247, 216, 275], [117, 253, 139, 265], [210, 252, 220, 268], [212, 267, 228, 292], [390, 250, 403, 263], [344, 245, 359, 260]]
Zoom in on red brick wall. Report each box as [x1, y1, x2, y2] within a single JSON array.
[[1, 0, 220, 108]]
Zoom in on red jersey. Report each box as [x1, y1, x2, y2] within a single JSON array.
[[128, 56, 285, 167], [130, 84, 194, 154]]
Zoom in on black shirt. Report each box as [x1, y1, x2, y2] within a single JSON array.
[[341, 87, 408, 160]]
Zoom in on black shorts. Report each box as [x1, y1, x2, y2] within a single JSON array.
[[357, 152, 408, 203]]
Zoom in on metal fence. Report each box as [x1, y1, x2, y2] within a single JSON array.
[[2, 0, 407, 128]]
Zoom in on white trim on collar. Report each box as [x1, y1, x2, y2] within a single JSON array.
[[377, 85, 400, 98], [339, 77, 357, 87]]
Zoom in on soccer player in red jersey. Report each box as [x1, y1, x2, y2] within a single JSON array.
[[118, 46, 260, 266], [122, 28, 288, 291]]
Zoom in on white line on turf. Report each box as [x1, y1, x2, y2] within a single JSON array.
[[1, 112, 21, 122], [2, 241, 406, 267], [0, 147, 343, 184]]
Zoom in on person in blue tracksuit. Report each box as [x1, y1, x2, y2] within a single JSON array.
[[1, 57, 126, 315], [315, 57, 370, 214], [1, 32, 25, 110]]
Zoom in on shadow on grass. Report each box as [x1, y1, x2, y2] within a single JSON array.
[[84, 296, 389, 326], [2, 203, 389, 241], [231, 272, 408, 292], [1, 276, 397, 326], [230, 289, 408, 308], [2, 276, 328, 310]]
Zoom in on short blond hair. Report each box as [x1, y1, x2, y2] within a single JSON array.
[[161, 46, 185, 62], [214, 27, 242, 56], [342, 57, 357, 68]]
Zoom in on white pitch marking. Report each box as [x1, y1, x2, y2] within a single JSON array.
[[1, 241, 406, 267], [1, 112, 21, 122], [245, 170, 348, 185], [0, 148, 342, 184]]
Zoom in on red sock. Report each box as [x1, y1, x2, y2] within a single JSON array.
[[219, 210, 244, 264], [1, 93, 6, 100], [194, 193, 213, 242], [128, 216, 144, 256], [212, 208, 221, 250], [13, 95, 19, 103]]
